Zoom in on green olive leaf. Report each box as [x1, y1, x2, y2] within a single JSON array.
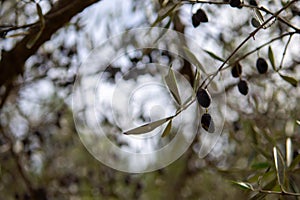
[[273, 147, 286, 189], [161, 120, 172, 138], [151, 3, 179, 27], [268, 46, 276, 71], [279, 74, 298, 87], [165, 66, 182, 105], [231, 181, 254, 191], [183, 46, 207, 75], [124, 116, 174, 135], [286, 138, 293, 167], [203, 49, 225, 62], [254, 9, 264, 26]]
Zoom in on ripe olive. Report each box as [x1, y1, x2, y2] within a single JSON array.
[[192, 9, 208, 28], [231, 62, 242, 78], [229, 0, 242, 8], [197, 88, 211, 108], [238, 79, 249, 95], [201, 113, 215, 133], [249, 0, 258, 6], [256, 57, 268, 74]]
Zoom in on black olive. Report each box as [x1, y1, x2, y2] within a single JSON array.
[[249, 0, 257, 6], [230, 0, 242, 8], [201, 113, 215, 133], [256, 57, 268, 74], [231, 62, 242, 78], [196, 88, 211, 108], [238, 79, 249, 95], [192, 9, 208, 28]]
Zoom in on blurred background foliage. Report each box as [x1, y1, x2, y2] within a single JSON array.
[[0, 0, 300, 199]]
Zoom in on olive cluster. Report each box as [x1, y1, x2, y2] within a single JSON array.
[[197, 88, 215, 133], [231, 57, 268, 95]]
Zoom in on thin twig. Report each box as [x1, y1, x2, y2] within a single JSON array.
[[236, 32, 295, 64], [200, 0, 298, 88], [183, 0, 300, 32], [0, 23, 37, 35], [182, 0, 228, 5], [256, 189, 300, 196], [279, 34, 293, 70]]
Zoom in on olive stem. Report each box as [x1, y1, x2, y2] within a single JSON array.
[[279, 34, 293, 70]]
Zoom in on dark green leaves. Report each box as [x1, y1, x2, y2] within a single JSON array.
[[151, 3, 179, 27], [204, 50, 225, 62], [268, 46, 276, 71], [192, 9, 208, 28], [273, 147, 286, 189], [124, 116, 173, 135], [251, 162, 270, 170], [254, 9, 264, 26], [165, 66, 182, 105], [279, 74, 298, 87], [183, 46, 207, 75], [231, 181, 254, 191], [161, 120, 172, 138]]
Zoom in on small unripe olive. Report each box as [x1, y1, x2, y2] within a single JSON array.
[[231, 62, 242, 78], [238, 79, 249, 95], [197, 88, 211, 108], [256, 57, 268, 74], [201, 113, 215, 133]]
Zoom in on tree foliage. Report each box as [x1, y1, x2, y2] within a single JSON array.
[[0, 0, 300, 199]]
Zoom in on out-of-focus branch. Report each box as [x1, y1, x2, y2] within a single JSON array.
[[0, 126, 34, 196], [0, 0, 101, 88]]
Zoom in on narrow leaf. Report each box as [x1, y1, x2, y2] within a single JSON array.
[[124, 116, 174, 135], [268, 46, 276, 71], [286, 138, 293, 167], [151, 3, 179, 27], [251, 162, 270, 170], [259, 128, 276, 146], [297, 120, 300, 126], [165, 66, 182, 105], [231, 181, 253, 191], [153, 17, 172, 44], [279, 74, 298, 87], [161, 120, 172, 138], [289, 154, 300, 170], [183, 46, 207, 75], [204, 50, 225, 62], [26, 3, 45, 49], [254, 9, 264, 25], [193, 69, 201, 92], [273, 147, 286, 189]]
